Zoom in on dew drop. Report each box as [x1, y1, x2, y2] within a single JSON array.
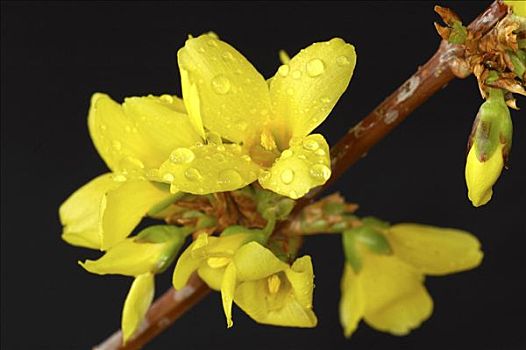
[[162, 173, 175, 182], [160, 95, 174, 103], [315, 149, 326, 156], [292, 70, 302, 79], [222, 51, 234, 61], [100, 124, 107, 131], [216, 145, 226, 152], [211, 75, 231, 95], [281, 149, 293, 159], [289, 190, 298, 198], [310, 164, 331, 180], [280, 169, 295, 184], [207, 39, 218, 47], [241, 154, 252, 162], [306, 58, 325, 77], [303, 138, 319, 151], [112, 140, 122, 151], [278, 64, 290, 77], [113, 174, 127, 182], [214, 153, 226, 162], [336, 55, 351, 66], [119, 156, 144, 171], [184, 167, 202, 181], [219, 169, 243, 187], [170, 148, 195, 164], [320, 96, 331, 104], [259, 170, 271, 182]]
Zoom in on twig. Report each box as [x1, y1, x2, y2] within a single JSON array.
[[93, 1, 509, 349]]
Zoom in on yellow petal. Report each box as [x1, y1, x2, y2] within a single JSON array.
[[158, 143, 261, 195], [59, 173, 120, 249], [88, 93, 200, 173], [172, 236, 209, 290], [122, 273, 154, 344], [234, 278, 317, 328], [221, 263, 237, 328], [465, 143, 504, 207], [101, 180, 170, 250], [80, 235, 178, 276], [388, 224, 483, 276], [258, 134, 331, 199], [361, 253, 433, 336], [339, 264, 365, 338], [505, 0, 526, 17], [178, 34, 272, 144], [285, 256, 314, 308], [233, 241, 288, 281], [269, 38, 356, 138], [197, 264, 225, 291]]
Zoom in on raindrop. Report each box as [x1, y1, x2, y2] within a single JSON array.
[[315, 149, 326, 156], [160, 95, 174, 103], [184, 167, 202, 181], [306, 58, 325, 77], [170, 148, 195, 164], [112, 140, 122, 151], [320, 96, 331, 104], [241, 154, 252, 162], [219, 169, 243, 187], [100, 124, 107, 131], [310, 164, 331, 180], [214, 153, 226, 162], [303, 138, 319, 151], [216, 145, 226, 152], [336, 55, 351, 66], [281, 149, 293, 159], [162, 173, 175, 182], [113, 174, 127, 182], [292, 70, 302, 79], [222, 51, 234, 60], [280, 169, 295, 184], [278, 64, 290, 77], [207, 39, 218, 47], [211, 75, 231, 94]]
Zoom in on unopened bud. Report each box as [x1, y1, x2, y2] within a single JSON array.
[[465, 89, 512, 207]]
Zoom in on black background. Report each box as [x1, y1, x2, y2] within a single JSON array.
[[2, 1, 525, 349]]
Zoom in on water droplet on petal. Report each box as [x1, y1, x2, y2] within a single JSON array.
[[160, 95, 174, 103], [241, 154, 252, 162], [336, 55, 351, 66], [281, 149, 293, 159], [222, 51, 234, 61], [170, 148, 195, 164], [211, 75, 231, 94], [113, 174, 127, 182], [278, 64, 290, 77], [219, 169, 243, 187], [214, 153, 226, 162], [303, 138, 319, 151], [280, 169, 295, 184], [292, 70, 302, 79], [207, 39, 218, 47], [216, 145, 226, 152], [162, 173, 175, 182], [259, 170, 271, 182], [310, 164, 331, 181], [184, 167, 201, 181], [315, 149, 326, 156], [320, 96, 331, 104], [289, 190, 298, 198], [100, 124, 107, 131], [112, 140, 122, 151], [306, 58, 325, 77], [120, 156, 144, 170]]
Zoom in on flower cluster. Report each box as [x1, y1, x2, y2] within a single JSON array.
[[60, 32, 484, 345]]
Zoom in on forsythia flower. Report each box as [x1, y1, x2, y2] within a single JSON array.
[[58, 93, 194, 250], [158, 34, 356, 199], [173, 233, 317, 328], [340, 224, 483, 338], [465, 89, 512, 207], [80, 225, 187, 343]]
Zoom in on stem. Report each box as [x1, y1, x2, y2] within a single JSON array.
[[94, 2, 508, 349]]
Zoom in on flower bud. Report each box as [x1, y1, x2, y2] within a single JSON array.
[[465, 89, 512, 207]]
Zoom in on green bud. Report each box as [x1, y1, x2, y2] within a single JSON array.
[[449, 21, 468, 44], [470, 88, 512, 162], [342, 224, 392, 272]]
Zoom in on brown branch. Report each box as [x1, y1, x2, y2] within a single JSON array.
[[93, 1, 508, 349]]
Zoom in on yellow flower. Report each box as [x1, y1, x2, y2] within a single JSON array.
[[80, 225, 187, 343], [59, 94, 195, 250], [158, 34, 356, 199], [340, 224, 483, 338], [173, 233, 317, 328]]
